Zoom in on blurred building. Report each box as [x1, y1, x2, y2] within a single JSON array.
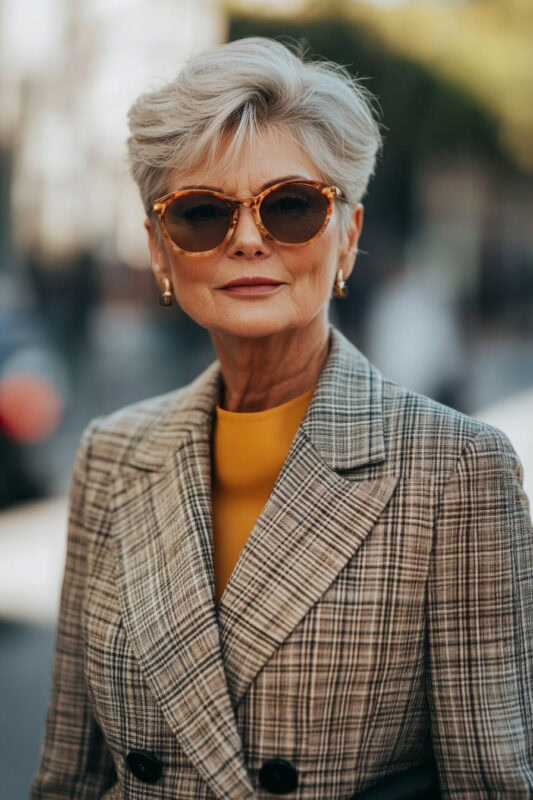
[[1, 0, 226, 267], [0, 0, 227, 503]]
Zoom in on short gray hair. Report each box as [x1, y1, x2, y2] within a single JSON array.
[[126, 36, 384, 234]]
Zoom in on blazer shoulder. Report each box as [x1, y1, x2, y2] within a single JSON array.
[[380, 376, 517, 476], [78, 384, 192, 476]]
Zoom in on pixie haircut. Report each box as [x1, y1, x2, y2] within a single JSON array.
[[126, 36, 384, 235]]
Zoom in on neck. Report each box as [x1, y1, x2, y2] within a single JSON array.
[[211, 316, 331, 413]]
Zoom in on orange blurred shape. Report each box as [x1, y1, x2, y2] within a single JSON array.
[[0, 372, 64, 444]]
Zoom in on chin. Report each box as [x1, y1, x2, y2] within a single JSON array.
[[210, 315, 293, 340]]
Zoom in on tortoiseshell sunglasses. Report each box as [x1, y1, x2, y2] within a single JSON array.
[[152, 179, 347, 256]]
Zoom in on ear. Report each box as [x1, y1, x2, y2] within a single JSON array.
[[144, 217, 171, 288], [338, 203, 364, 280]]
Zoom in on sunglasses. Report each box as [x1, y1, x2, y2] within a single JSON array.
[[152, 179, 346, 256]]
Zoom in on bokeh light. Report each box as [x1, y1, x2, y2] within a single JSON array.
[[0, 348, 69, 444], [0, 372, 64, 444]]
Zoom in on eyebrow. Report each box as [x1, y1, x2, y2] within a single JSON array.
[[179, 175, 310, 194]]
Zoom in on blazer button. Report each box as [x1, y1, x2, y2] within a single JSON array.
[[259, 758, 298, 795], [125, 749, 163, 783]]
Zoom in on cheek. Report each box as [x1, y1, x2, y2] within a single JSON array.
[[168, 256, 214, 292], [291, 237, 338, 287]]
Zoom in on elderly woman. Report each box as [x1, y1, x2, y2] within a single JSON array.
[[31, 37, 532, 800]]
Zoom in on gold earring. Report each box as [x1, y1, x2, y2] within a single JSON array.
[[159, 276, 173, 306], [334, 268, 348, 298]]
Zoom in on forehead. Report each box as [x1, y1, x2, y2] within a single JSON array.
[[166, 126, 323, 195]]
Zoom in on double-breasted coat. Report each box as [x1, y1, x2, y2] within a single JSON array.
[[30, 325, 533, 799]]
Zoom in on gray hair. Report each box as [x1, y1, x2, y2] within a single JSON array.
[[126, 36, 384, 236]]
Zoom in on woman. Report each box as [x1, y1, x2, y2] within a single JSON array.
[[31, 37, 532, 799]]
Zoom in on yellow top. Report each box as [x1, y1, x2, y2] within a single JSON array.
[[211, 385, 315, 604]]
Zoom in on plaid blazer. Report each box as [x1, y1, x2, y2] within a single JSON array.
[[30, 324, 533, 799]]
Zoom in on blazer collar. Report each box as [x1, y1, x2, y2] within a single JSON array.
[[120, 323, 386, 475], [109, 324, 396, 799]]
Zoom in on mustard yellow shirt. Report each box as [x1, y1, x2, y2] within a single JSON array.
[[211, 385, 315, 604]]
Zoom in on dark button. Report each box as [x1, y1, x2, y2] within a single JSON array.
[[126, 749, 162, 783], [259, 758, 298, 795]]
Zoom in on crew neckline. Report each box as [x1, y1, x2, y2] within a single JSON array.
[[216, 385, 315, 422]]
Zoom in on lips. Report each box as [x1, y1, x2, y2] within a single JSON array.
[[220, 276, 283, 288]]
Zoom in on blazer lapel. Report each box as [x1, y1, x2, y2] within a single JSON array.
[[216, 441, 398, 707], [216, 325, 399, 707], [110, 366, 255, 799]]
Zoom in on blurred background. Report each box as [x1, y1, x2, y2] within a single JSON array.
[[1, 0, 532, 795]]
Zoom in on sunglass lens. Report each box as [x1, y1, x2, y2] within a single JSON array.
[[164, 193, 232, 252], [260, 183, 329, 243]]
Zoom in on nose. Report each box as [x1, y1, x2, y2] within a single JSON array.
[[227, 205, 270, 259]]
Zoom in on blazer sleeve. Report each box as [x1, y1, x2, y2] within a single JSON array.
[[29, 420, 117, 799], [426, 425, 533, 797]]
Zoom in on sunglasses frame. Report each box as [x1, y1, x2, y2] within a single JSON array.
[[152, 179, 346, 256]]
